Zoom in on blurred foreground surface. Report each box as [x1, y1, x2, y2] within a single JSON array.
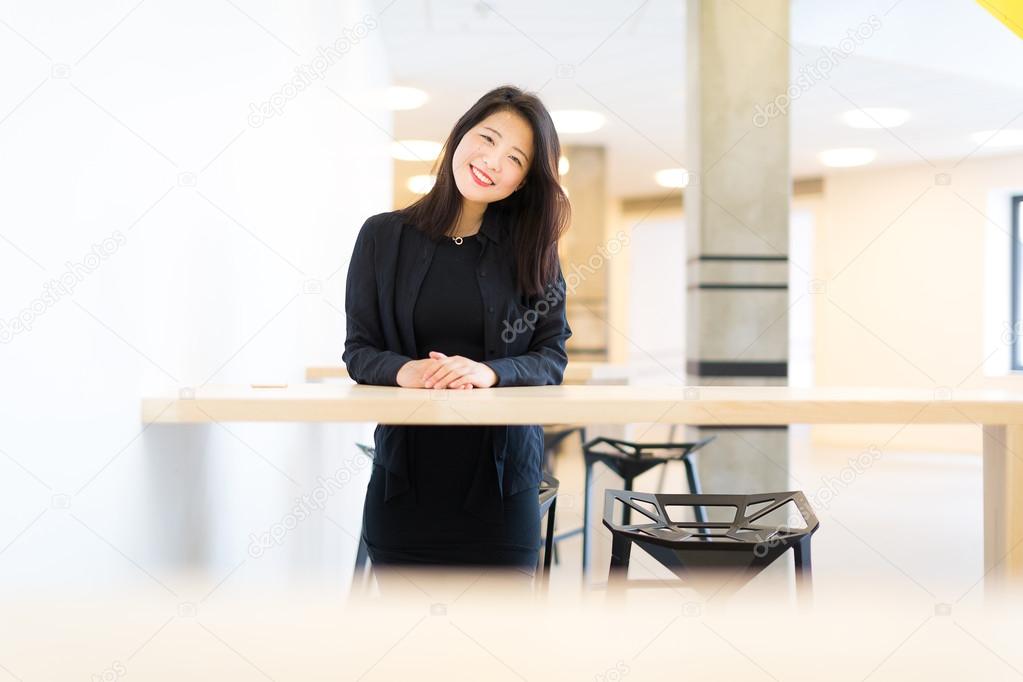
[[3, 568, 1023, 681]]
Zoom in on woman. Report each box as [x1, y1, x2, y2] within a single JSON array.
[[342, 84, 572, 580]]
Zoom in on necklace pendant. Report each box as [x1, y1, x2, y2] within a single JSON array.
[[453, 236, 464, 245]]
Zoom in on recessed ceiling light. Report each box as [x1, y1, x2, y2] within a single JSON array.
[[558, 156, 570, 175], [391, 140, 442, 161], [376, 86, 429, 111], [818, 147, 877, 168], [550, 109, 605, 133], [654, 168, 690, 188], [969, 129, 1023, 148], [407, 174, 436, 194], [840, 108, 911, 129]]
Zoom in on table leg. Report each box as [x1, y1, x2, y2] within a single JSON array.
[[982, 425, 1023, 586], [582, 459, 594, 577]]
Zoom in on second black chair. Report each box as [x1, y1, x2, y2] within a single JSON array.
[[581, 434, 717, 575]]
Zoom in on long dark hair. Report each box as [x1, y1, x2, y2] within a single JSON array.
[[397, 84, 570, 298]]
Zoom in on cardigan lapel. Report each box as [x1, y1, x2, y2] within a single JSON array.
[[395, 219, 437, 359], [393, 206, 503, 360]]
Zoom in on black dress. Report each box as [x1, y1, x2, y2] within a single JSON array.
[[360, 232, 541, 574]]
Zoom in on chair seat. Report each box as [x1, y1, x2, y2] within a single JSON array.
[[539, 473, 559, 516], [602, 489, 819, 600], [603, 490, 817, 548], [583, 435, 716, 477]]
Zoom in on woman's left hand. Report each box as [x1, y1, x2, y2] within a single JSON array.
[[423, 351, 498, 389]]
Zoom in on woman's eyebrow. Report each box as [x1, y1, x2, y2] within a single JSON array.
[[482, 125, 530, 162]]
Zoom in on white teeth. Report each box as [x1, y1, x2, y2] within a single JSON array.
[[471, 164, 494, 185]]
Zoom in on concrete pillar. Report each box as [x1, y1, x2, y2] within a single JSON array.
[[684, 0, 792, 498]]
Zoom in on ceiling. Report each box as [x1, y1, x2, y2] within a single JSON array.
[[374, 0, 1023, 198]]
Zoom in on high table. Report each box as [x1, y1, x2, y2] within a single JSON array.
[[142, 383, 1023, 585]]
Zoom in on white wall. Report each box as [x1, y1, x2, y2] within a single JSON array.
[[0, 0, 392, 596], [615, 165, 1016, 459], [789, 203, 816, 388], [807, 152, 1023, 454], [626, 214, 686, 380]]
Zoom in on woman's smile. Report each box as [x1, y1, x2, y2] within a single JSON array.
[[469, 163, 495, 187]]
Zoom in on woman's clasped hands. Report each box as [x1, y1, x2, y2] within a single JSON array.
[[396, 351, 499, 389]]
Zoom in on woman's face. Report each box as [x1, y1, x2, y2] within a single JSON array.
[[451, 109, 534, 204]]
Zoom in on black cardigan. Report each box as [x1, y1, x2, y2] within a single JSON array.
[[342, 207, 572, 517]]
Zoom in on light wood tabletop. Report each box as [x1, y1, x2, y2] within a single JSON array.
[[141, 383, 1023, 585], [145, 383, 1023, 425], [305, 361, 627, 384]]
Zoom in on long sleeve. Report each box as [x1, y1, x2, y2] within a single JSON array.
[[342, 217, 413, 386], [482, 261, 572, 387]]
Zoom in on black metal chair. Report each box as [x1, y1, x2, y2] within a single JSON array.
[[351, 444, 560, 594], [539, 425, 588, 565], [602, 489, 818, 602], [581, 434, 717, 575], [350, 443, 376, 596], [536, 473, 559, 593]]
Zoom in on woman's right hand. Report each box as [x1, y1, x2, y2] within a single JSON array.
[[397, 358, 474, 389]]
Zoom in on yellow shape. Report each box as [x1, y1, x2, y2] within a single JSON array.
[[977, 0, 1023, 39]]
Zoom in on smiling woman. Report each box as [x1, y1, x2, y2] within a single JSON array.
[[399, 84, 569, 298], [342, 85, 573, 582]]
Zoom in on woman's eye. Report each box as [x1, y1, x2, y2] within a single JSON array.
[[479, 133, 521, 166]]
